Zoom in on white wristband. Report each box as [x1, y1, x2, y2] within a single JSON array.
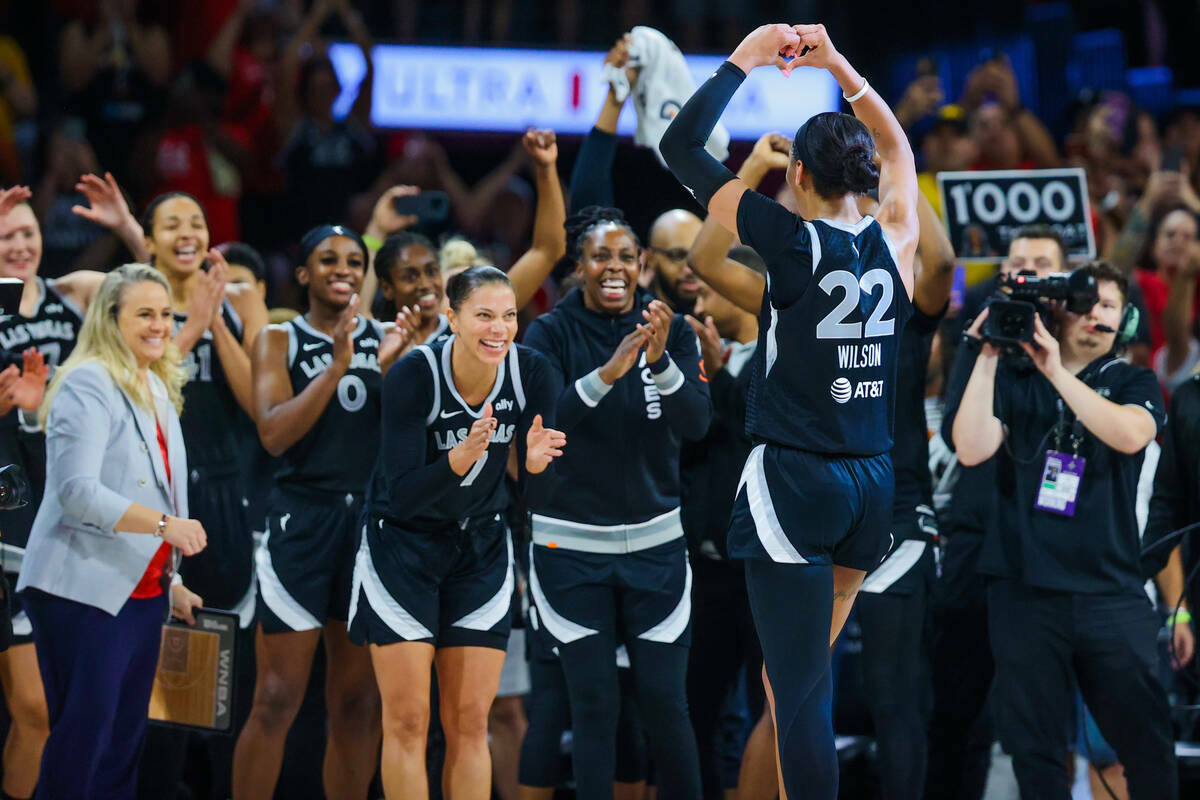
[[844, 80, 870, 103]]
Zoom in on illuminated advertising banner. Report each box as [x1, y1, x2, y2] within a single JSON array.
[[327, 43, 841, 139]]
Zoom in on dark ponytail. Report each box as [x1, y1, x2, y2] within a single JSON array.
[[446, 265, 512, 311], [791, 112, 880, 198]]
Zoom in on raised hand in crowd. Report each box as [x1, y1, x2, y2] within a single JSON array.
[[522, 127, 559, 167], [895, 74, 945, 130], [0, 184, 31, 218], [525, 414, 566, 475], [72, 172, 149, 261], [448, 401, 498, 476], [365, 185, 422, 243]]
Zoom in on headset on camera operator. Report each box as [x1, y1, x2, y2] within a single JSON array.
[[948, 260, 1179, 798]]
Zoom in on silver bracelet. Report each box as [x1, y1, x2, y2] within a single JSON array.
[[155, 514, 168, 538], [844, 79, 870, 103]]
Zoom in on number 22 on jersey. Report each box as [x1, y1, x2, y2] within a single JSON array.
[[815, 269, 895, 340]]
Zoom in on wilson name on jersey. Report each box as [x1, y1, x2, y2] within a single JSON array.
[[0, 277, 83, 368], [275, 314, 384, 493], [748, 216, 913, 456], [173, 300, 246, 467]]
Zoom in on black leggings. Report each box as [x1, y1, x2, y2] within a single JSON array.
[[556, 636, 699, 800], [745, 559, 837, 800], [857, 581, 930, 800], [519, 656, 648, 787]]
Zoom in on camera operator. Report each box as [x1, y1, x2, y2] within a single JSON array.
[[950, 261, 1178, 798], [926, 225, 1071, 800]]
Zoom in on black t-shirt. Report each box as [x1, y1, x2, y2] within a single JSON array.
[[980, 355, 1166, 594]]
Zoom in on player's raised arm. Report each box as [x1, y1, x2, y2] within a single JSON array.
[[660, 24, 802, 233], [790, 24, 919, 294]]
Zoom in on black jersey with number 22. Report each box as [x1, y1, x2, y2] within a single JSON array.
[[736, 191, 912, 456]]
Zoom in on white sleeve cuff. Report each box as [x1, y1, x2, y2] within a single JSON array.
[[574, 369, 614, 408], [651, 357, 686, 396]]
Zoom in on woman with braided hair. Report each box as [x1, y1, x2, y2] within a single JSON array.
[[522, 204, 711, 799]]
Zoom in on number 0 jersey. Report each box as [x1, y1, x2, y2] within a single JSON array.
[[736, 191, 913, 456], [274, 314, 384, 494]]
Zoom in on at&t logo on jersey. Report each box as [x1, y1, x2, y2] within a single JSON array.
[[830, 376, 885, 403]]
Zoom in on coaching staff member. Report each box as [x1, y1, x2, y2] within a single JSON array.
[[950, 261, 1177, 799], [17, 264, 206, 800]]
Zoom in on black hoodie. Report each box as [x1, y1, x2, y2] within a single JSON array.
[[522, 287, 712, 531]]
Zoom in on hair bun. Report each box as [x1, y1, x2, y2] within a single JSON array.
[[841, 145, 880, 195]]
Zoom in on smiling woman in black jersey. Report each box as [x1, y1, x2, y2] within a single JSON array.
[[661, 22, 919, 800], [233, 225, 393, 800], [349, 266, 564, 800]]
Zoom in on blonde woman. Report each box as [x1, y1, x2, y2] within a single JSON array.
[[17, 264, 207, 800]]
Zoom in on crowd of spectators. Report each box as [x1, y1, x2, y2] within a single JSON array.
[[1, 2, 1200, 798]]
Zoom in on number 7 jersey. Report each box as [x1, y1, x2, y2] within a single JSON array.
[[736, 190, 913, 456]]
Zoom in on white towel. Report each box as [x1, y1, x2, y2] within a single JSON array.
[[601, 26, 731, 169]]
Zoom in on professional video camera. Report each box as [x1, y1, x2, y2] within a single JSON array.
[[983, 269, 1099, 346]]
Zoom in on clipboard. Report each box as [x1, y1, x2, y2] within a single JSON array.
[[148, 608, 239, 733]]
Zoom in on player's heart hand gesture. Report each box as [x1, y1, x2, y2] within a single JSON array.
[[525, 414, 566, 475], [449, 402, 497, 476], [331, 293, 360, 370], [729, 24, 802, 75]]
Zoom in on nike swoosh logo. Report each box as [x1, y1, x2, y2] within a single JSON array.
[[440, 410, 462, 419], [303, 343, 322, 351]]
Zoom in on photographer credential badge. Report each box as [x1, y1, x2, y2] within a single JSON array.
[[1035, 451, 1085, 517]]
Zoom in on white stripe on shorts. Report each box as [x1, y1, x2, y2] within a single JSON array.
[[256, 527, 322, 631], [859, 540, 926, 594], [638, 557, 692, 643], [452, 531, 514, 631], [528, 543, 599, 644], [354, 529, 434, 641], [737, 445, 807, 564]]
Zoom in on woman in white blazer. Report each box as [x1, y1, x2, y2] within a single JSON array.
[[16, 263, 208, 800]]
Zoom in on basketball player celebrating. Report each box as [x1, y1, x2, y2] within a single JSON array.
[[661, 23, 919, 800], [349, 266, 564, 800], [233, 225, 389, 800]]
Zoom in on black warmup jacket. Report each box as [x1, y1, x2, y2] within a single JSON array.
[[522, 287, 711, 528]]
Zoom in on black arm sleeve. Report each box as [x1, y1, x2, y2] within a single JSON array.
[[569, 127, 618, 213], [660, 61, 742, 207], [381, 354, 461, 518]]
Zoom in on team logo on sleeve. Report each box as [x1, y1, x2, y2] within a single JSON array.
[[830, 377, 852, 404]]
